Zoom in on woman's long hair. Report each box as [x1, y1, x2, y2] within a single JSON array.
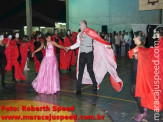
[[12, 32, 20, 40], [22, 35, 29, 42], [44, 33, 52, 49], [66, 29, 72, 37], [35, 31, 41, 41]]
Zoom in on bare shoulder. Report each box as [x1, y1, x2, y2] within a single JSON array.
[[51, 41, 57, 46], [51, 41, 55, 45]]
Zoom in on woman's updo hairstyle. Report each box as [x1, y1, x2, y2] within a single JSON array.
[[134, 31, 146, 44]]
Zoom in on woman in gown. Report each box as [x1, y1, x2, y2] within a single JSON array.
[[32, 33, 66, 94]]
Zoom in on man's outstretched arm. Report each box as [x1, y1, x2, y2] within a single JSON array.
[[66, 33, 80, 52]]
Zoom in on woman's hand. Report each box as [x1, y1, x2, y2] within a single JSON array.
[[133, 47, 138, 59], [63, 47, 67, 52], [133, 47, 138, 54], [65, 47, 70, 52], [32, 52, 35, 57]]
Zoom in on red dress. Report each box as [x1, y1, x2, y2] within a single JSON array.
[[5, 39, 26, 81], [20, 41, 30, 71], [128, 37, 163, 111], [60, 36, 76, 70], [72, 32, 79, 57]]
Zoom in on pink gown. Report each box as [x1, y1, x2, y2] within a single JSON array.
[[32, 42, 60, 94]]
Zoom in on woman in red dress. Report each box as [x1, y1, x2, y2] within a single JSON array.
[[60, 29, 76, 73], [128, 29, 163, 121], [5, 32, 26, 82]]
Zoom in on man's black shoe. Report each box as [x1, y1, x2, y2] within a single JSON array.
[[76, 90, 81, 95]]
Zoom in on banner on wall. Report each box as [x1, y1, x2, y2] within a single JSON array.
[[146, 24, 163, 47]]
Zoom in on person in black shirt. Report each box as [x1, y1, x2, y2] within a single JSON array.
[[0, 33, 7, 88], [33, 31, 43, 75], [34, 32, 43, 63], [52, 29, 63, 69]]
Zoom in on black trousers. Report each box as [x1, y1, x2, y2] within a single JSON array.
[[12, 66, 15, 80], [125, 43, 129, 56], [0, 65, 6, 86], [12, 56, 22, 80], [131, 59, 144, 114], [115, 45, 120, 57], [77, 51, 97, 90], [130, 83, 144, 114]]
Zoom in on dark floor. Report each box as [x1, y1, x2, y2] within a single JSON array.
[[0, 57, 163, 122]]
